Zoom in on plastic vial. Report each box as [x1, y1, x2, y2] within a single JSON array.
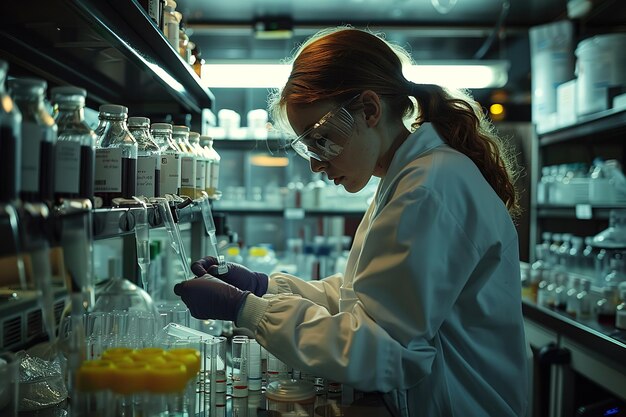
[[231, 336, 249, 398], [151, 123, 181, 196], [188, 131, 207, 198], [553, 273, 569, 311], [162, 0, 180, 49], [575, 279, 592, 320], [200, 135, 221, 197], [581, 237, 596, 277], [0, 60, 22, 203], [128, 117, 161, 198], [8, 77, 57, 202], [568, 236, 584, 274], [596, 284, 619, 326], [51, 86, 96, 202], [615, 282, 626, 330], [93, 104, 138, 207], [217, 255, 228, 275], [173, 125, 196, 198], [530, 243, 552, 303]]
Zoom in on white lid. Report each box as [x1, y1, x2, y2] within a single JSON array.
[[166, 0, 177, 8], [128, 116, 150, 126], [151, 122, 172, 131], [99, 104, 128, 115], [265, 379, 315, 402], [172, 125, 190, 133], [188, 131, 200, 143], [576, 33, 626, 56]]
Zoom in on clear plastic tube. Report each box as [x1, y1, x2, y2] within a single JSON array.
[[248, 339, 262, 391], [132, 197, 151, 292], [197, 193, 219, 258], [152, 197, 192, 278], [231, 336, 249, 397]]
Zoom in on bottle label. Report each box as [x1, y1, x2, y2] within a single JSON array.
[[205, 160, 212, 190], [20, 122, 44, 192], [180, 156, 196, 187], [195, 159, 207, 190], [136, 155, 158, 197], [55, 140, 81, 194], [210, 161, 220, 190], [160, 154, 181, 195], [94, 148, 123, 192]]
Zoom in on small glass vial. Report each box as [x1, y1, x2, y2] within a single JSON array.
[[596, 284, 619, 326], [553, 272, 568, 311], [151, 123, 181, 196], [172, 125, 196, 198], [51, 86, 96, 202], [615, 282, 626, 330], [565, 276, 581, 317], [231, 335, 249, 398], [94, 104, 138, 207], [0, 60, 22, 203], [8, 77, 57, 202], [201, 135, 221, 197], [188, 131, 207, 198], [128, 117, 161, 198], [575, 279, 592, 320]]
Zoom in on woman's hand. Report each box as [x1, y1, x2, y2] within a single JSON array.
[[173, 276, 250, 322], [191, 256, 269, 296]]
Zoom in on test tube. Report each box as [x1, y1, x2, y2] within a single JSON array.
[[248, 339, 262, 391], [132, 197, 151, 293], [231, 336, 249, 397], [201, 336, 227, 417], [85, 312, 106, 359], [266, 351, 290, 383]]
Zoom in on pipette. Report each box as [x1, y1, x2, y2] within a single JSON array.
[[196, 193, 228, 275], [132, 197, 151, 292], [152, 197, 193, 278]]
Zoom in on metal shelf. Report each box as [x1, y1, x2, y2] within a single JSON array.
[[213, 205, 366, 218], [538, 108, 626, 146], [0, 0, 215, 118], [535, 204, 626, 220]]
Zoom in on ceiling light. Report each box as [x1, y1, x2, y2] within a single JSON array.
[[201, 60, 509, 89]]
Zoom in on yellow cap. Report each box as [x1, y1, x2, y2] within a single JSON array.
[[147, 362, 188, 393], [111, 362, 149, 394], [167, 348, 201, 377], [106, 355, 134, 366], [249, 247, 268, 257], [227, 247, 240, 256], [102, 347, 135, 360], [76, 360, 115, 392], [136, 347, 166, 356]]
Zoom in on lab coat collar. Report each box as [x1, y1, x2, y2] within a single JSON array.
[[376, 123, 445, 202]]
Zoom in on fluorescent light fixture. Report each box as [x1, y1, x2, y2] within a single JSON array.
[[202, 60, 508, 89]]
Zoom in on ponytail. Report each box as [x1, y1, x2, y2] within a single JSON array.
[[409, 82, 521, 219]]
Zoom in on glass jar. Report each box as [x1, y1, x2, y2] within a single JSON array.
[[0, 60, 22, 203], [128, 117, 161, 198], [51, 86, 96, 201], [94, 104, 138, 207], [172, 125, 196, 198], [266, 379, 316, 417], [8, 77, 57, 202], [151, 123, 181, 196]]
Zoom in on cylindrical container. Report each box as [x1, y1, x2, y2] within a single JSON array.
[[200, 135, 220, 197], [267, 352, 291, 383], [188, 131, 207, 198], [173, 125, 196, 198], [231, 336, 249, 397], [8, 77, 57, 202], [0, 60, 22, 203], [266, 379, 316, 417], [0, 352, 19, 417], [128, 117, 161, 198], [51, 86, 96, 202], [111, 362, 148, 416], [93, 104, 138, 207], [201, 336, 227, 416], [146, 361, 190, 417], [575, 33, 626, 116], [74, 359, 114, 417], [248, 339, 262, 391], [151, 123, 181, 196]]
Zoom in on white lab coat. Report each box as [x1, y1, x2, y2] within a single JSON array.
[[238, 123, 528, 417]]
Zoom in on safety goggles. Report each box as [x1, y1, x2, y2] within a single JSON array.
[[290, 94, 360, 162]]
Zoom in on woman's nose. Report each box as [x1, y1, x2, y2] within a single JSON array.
[[310, 158, 327, 173]]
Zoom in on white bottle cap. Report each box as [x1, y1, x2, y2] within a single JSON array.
[[99, 104, 128, 115]]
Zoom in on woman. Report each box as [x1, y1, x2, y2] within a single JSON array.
[[174, 27, 528, 417]]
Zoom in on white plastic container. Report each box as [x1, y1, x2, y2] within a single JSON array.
[[575, 33, 626, 116]]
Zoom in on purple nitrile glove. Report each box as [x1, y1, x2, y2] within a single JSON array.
[[173, 276, 251, 322], [191, 256, 269, 297]]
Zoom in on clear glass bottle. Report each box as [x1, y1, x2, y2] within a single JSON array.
[[568, 236, 584, 274], [172, 125, 196, 198], [94, 104, 138, 207], [615, 282, 626, 330], [188, 131, 206, 198], [582, 237, 596, 277], [151, 123, 180, 196], [553, 273, 568, 311], [596, 283, 619, 326], [51, 86, 96, 202], [0, 60, 22, 202], [565, 276, 581, 317], [603, 255, 626, 287], [8, 77, 57, 202], [575, 279, 592, 320], [200, 135, 220, 197], [128, 117, 161, 198]]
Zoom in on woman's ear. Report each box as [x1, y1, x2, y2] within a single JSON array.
[[360, 90, 382, 128]]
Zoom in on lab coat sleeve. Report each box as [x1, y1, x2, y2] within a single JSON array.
[[237, 185, 480, 392], [266, 272, 343, 314]]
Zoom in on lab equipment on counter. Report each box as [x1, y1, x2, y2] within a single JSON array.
[[265, 378, 316, 417]]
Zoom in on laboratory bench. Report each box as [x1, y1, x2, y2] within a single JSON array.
[[522, 298, 626, 417]]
